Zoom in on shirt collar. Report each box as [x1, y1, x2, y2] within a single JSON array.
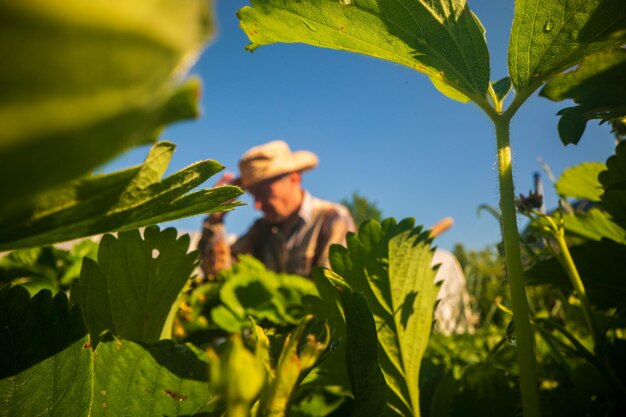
[[298, 190, 314, 224]]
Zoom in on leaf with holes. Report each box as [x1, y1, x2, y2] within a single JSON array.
[[71, 226, 197, 344]]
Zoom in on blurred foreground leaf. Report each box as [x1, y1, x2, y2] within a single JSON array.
[[0, 0, 214, 202], [0, 141, 242, 251], [556, 162, 606, 201], [599, 140, 626, 230]]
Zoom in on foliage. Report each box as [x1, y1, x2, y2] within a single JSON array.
[[236, 2, 626, 415], [0, 285, 219, 417], [341, 192, 383, 226], [0, 239, 98, 296]]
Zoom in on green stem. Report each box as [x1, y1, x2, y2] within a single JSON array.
[[494, 116, 542, 417], [553, 233, 600, 351]]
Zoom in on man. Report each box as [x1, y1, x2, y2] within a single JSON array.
[[198, 140, 356, 278]]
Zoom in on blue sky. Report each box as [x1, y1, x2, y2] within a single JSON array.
[[105, 0, 617, 250]]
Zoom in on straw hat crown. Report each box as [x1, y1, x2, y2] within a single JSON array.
[[237, 140, 318, 189]]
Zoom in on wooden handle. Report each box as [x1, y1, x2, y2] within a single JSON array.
[[428, 217, 454, 238]]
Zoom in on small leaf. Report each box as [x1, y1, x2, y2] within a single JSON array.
[[556, 107, 587, 145], [238, 0, 490, 103], [0, 287, 91, 417], [563, 208, 626, 244], [71, 226, 197, 344], [556, 162, 606, 201], [0, 0, 214, 202], [491, 77, 512, 102], [509, 0, 626, 92]]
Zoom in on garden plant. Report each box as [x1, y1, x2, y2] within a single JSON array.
[[1, 1, 625, 417]]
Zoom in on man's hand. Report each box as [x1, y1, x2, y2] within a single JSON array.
[[208, 172, 236, 224]]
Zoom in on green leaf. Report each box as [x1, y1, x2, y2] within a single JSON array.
[[330, 218, 439, 416], [449, 365, 518, 417], [556, 162, 606, 201], [92, 339, 218, 417], [509, 0, 626, 93], [563, 208, 626, 244], [0, 286, 91, 417], [599, 140, 626, 230], [71, 226, 197, 344], [525, 239, 626, 309], [491, 77, 513, 102], [0, 0, 214, 202], [238, 0, 490, 103], [540, 49, 626, 145], [0, 141, 243, 251], [336, 280, 387, 417]]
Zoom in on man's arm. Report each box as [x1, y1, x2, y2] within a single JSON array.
[[313, 206, 356, 269]]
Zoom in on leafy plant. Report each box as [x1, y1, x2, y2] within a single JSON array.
[[236, 1, 626, 415], [341, 192, 383, 226]]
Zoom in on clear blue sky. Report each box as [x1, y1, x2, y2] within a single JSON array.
[[104, 0, 616, 251]]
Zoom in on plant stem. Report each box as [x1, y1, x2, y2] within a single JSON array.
[[553, 232, 601, 351], [494, 116, 542, 417]]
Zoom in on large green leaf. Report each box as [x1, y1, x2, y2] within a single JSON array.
[[525, 239, 626, 309], [92, 339, 218, 417], [71, 226, 197, 344], [0, 0, 214, 203], [237, 0, 490, 103], [599, 140, 626, 230], [509, 0, 626, 93], [555, 162, 606, 201], [0, 286, 91, 417], [330, 218, 439, 416], [0, 141, 242, 251], [540, 48, 626, 145]]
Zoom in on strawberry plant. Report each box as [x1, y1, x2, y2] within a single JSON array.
[[236, 1, 626, 415]]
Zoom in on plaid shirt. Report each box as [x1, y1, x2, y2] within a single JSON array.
[[199, 192, 355, 277]]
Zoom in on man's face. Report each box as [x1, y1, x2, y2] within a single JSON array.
[[248, 173, 301, 223]]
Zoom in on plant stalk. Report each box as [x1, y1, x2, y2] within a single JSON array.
[[494, 116, 542, 417], [553, 233, 600, 351]]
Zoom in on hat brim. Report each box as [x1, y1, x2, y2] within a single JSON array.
[[235, 150, 318, 189]]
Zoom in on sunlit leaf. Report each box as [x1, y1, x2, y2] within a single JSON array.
[[330, 218, 439, 416], [509, 0, 626, 93], [0, 0, 214, 202], [556, 162, 606, 201], [92, 339, 218, 417], [0, 287, 91, 417], [238, 0, 490, 103], [540, 49, 626, 145], [0, 141, 242, 251], [599, 140, 626, 230], [71, 226, 197, 344]]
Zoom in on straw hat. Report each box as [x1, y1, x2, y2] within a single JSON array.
[[236, 140, 318, 189]]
